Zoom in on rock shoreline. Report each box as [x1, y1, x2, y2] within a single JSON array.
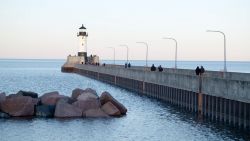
[[0, 88, 127, 118]]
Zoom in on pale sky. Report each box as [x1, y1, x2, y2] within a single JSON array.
[[0, 0, 249, 61]]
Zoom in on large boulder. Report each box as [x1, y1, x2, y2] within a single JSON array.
[[7, 93, 22, 98], [16, 90, 38, 98], [1, 96, 38, 117], [101, 102, 121, 116], [0, 92, 6, 111], [77, 92, 99, 101], [100, 91, 127, 115], [84, 88, 98, 96], [71, 88, 85, 100], [40, 91, 65, 106], [36, 105, 56, 118], [0, 92, 6, 103], [54, 100, 82, 118], [59, 96, 76, 104], [72, 99, 100, 114], [85, 108, 109, 118]]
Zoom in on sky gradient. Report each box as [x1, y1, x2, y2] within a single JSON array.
[[0, 0, 249, 61]]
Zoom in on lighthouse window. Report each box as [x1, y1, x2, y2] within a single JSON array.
[[82, 37, 83, 39]]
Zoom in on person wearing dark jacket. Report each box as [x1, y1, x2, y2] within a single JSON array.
[[151, 64, 156, 71], [195, 66, 200, 75], [128, 63, 131, 68], [200, 66, 205, 74], [158, 65, 163, 72]]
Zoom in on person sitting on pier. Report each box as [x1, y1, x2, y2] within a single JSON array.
[[158, 65, 163, 72], [103, 63, 106, 67], [125, 63, 128, 68], [151, 64, 156, 71], [128, 63, 131, 68]]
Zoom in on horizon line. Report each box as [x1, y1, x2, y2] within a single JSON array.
[[0, 58, 249, 62]]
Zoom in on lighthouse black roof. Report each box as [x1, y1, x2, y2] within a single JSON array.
[[79, 24, 86, 29]]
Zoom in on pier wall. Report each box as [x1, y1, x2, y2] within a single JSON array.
[[62, 64, 250, 130]]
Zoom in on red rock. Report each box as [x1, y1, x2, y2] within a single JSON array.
[[1, 96, 37, 117], [101, 102, 121, 116], [71, 88, 85, 100], [54, 100, 82, 118], [40, 91, 65, 105], [72, 99, 100, 114], [100, 91, 127, 115], [85, 108, 109, 118]]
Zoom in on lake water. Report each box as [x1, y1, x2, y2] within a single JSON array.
[[0, 59, 249, 141]]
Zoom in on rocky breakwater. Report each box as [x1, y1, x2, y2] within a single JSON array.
[[0, 88, 127, 118]]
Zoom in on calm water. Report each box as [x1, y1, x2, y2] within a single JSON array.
[[0, 59, 249, 141]]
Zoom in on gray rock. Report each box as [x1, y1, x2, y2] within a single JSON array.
[[7, 93, 22, 98], [84, 88, 98, 96], [17, 90, 38, 98], [77, 92, 99, 101], [71, 88, 85, 100], [0, 92, 6, 103], [0, 92, 6, 111], [60, 96, 76, 104], [85, 108, 109, 118], [1, 95, 37, 117], [72, 99, 100, 114], [0, 112, 10, 118], [101, 101, 121, 116], [40, 91, 64, 106], [36, 105, 55, 118], [54, 100, 82, 118], [100, 91, 127, 115]]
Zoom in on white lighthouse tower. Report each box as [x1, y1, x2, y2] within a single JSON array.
[[77, 24, 88, 62], [63, 24, 100, 67]]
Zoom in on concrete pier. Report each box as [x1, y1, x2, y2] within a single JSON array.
[[62, 64, 250, 130]]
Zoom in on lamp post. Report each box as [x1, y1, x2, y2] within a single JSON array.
[[207, 30, 227, 72], [162, 37, 178, 69], [136, 42, 148, 67], [120, 44, 129, 64], [106, 47, 115, 65]]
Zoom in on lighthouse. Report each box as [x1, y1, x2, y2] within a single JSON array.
[[63, 24, 100, 66], [77, 24, 88, 62]]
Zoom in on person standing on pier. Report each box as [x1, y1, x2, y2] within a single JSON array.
[[158, 65, 163, 72], [151, 64, 156, 71]]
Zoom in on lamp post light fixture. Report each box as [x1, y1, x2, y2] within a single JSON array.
[[106, 47, 116, 65], [136, 42, 149, 67], [206, 30, 227, 72], [162, 37, 178, 69], [120, 44, 129, 64]]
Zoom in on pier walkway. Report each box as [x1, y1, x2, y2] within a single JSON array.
[[62, 64, 250, 130]]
